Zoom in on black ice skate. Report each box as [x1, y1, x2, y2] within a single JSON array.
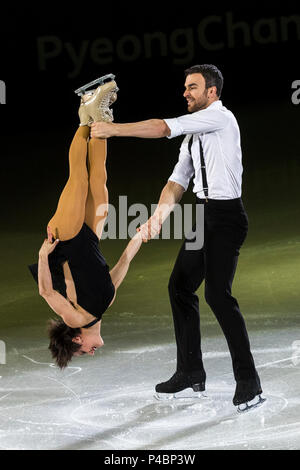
[[233, 376, 266, 413], [154, 371, 206, 400]]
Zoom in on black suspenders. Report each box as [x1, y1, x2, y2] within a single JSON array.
[[188, 135, 209, 200]]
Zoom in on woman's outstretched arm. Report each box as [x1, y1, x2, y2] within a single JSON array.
[[38, 239, 60, 296], [109, 232, 143, 293], [38, 239, 87, 327]]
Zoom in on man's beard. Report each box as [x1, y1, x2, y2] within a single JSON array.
[[187, 90, 209, 113]]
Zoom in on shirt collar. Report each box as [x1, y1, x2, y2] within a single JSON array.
[[207, 100, 222, 109]]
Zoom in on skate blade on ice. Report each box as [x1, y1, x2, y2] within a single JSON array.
[[237, 394, 266, 413], [154, 389, 207, 401]]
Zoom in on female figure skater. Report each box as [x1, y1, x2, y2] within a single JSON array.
[[29, 77, 142, 369]]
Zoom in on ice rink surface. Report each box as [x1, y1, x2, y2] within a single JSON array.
[[1, 233, 299, 450], [1, 317, 300, 450]]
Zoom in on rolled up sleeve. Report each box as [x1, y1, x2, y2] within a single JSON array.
[[168, 135, 194, 191], [164, 118, 183, 139], [164, 104, 228, 139]]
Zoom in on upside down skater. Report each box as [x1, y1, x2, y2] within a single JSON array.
[[29, 75, 142, 369]]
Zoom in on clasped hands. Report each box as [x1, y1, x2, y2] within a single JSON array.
[[39, 226, 59, 257], [137, 215, 162, 243]]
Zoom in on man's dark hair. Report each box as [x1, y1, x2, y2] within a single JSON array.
[[48, 319, 81, 369], [184, 64, 224, 97]]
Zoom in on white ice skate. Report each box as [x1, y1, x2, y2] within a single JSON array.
[[75, 74, 119, 126]]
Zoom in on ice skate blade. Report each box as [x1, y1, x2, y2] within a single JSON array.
[[75, 74, 116, 96], [237, 394, 266, 413], [154, 390, 207, 401]]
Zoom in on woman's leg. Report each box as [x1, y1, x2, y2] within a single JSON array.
[[48, 126, 90, 241], [84, 137, 108, 240]]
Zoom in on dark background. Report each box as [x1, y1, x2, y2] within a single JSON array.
[[0, 3, 299, 240]]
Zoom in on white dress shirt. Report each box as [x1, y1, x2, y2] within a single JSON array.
[[164, 100, 243, 200]]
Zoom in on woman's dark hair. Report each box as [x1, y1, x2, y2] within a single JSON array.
[[184, 64, 224, 97], [48, 319, 81, 369]]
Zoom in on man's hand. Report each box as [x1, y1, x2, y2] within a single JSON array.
[[137, 215, 162, 242], [90, 122, 115, 139]]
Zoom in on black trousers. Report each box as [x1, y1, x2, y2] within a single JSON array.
[[168, 197, 258, 382]]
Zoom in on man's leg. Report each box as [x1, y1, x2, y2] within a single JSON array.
[[48, 126, 89, 241], [168, 233, 206, 374], [155, 232, 206, 396], [204, 207, 258, 382], [84, 137, 108, 240]]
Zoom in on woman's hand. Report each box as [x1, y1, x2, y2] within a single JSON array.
[[39, 238, 60, 258], [137, 214, 162, 242]]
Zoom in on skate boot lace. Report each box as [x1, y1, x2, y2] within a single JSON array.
[[99, 88, 118, 121], [79, 82, 118, 123]]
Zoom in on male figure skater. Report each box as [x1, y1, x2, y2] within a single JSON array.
[[90, 64, 264, 411]]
